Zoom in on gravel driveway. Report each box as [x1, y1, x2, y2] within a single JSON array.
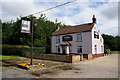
[[40, 54, 118, 78]]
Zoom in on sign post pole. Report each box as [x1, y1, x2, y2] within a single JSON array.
[[30, 18, 33, 65], [21, 17, 34, 65]]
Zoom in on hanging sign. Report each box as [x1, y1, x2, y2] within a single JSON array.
[[62, 35, 73, 41], [21, 17, 31, 33]]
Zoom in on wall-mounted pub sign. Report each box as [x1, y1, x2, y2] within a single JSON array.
[[62, 35, 73, 41], [21, 17, 31, 33]]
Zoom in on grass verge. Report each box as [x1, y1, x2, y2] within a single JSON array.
[[111, 51, 120, 53], [0, 55, 19, 60]]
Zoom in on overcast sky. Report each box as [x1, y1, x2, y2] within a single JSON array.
[[1, 0, 119, 36]]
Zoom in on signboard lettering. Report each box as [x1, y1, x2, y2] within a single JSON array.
[[21, 18, 31, 33], [62, 35, 72, 41]]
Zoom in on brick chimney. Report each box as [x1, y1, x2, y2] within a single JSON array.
[[92, 15, 96, 24]]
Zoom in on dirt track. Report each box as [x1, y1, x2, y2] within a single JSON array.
[[40, 54, 118, 78]]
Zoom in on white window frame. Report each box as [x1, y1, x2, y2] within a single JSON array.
[[56, 46, 60, 53], [77, 46, 82, 53], [94, 45, 97, 53], [101, 46, 103, 52], [94, 31, 99, 39], [56, 36, 60, 44], [77, 33, 82, 42], [100, 37, 102, 42]]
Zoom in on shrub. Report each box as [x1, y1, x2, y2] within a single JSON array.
[[2, 45, 46, 56]]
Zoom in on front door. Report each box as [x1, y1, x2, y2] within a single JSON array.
[[62, 46, 66, 54]]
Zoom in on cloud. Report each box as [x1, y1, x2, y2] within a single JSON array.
[[1, 0, 119, 36], [2, 1, 36, 22], [100, 2, 118, 20], [2, 0, 33, 2]]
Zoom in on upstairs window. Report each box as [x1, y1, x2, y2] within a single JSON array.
[[77, 33, 82, 42], [56, 36, 60, 44], [94, 31, 99, 39], [77, 46, 82, 53], [100, 37, 102, 42]]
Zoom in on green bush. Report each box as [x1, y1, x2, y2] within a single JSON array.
[[2, 45, 46, 56]]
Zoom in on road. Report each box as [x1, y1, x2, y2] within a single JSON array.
[[40, 54, 118, 78]]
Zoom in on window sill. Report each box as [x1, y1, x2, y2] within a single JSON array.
[[76, 41, 82, 42], [56, 43, 60, 44], [77, 53, 82, 54]]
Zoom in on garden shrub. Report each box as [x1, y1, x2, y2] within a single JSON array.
[[2, 45, 46, 56]]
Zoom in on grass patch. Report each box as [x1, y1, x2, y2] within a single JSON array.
[[111, 51, 120, 53], [0, 55, 19, 60]]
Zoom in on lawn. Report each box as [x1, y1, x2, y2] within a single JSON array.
[[111, 51, 120, 53], [0, 55, 19, 60]]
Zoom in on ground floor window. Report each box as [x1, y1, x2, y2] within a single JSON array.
[[56, 46, 60, 53], [94, 45, 97, 53], [77, 46, 82, 53], [101, 46, 103, 52]]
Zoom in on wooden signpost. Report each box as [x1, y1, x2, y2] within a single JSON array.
[[21, 17, 33, 65]]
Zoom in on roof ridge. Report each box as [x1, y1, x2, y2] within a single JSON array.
[[52, 23, 94, 36]]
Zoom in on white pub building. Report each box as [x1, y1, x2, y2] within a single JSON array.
[[51, 15, 104, 57]]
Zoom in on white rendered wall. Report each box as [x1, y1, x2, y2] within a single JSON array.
[[51, 31, 92, 54], [51, 36, 57, 53], [91, 24, 104, 54]]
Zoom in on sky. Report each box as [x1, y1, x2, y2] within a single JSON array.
[[1, 0, 119, 36]]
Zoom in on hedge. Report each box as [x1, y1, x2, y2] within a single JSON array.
[[2, 45, 46, 56]]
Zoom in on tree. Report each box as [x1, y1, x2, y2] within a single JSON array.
[[2, 14, 68, 53], [102, 34, 120, 51]]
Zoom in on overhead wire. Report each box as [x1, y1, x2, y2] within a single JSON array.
[[3, 0, 77, 23]]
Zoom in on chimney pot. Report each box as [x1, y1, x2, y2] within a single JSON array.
[[92, 15, 96, 24]]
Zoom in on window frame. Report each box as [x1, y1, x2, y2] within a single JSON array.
[[101, 46, 103, 52], [56, 46, 60, 53], [94, 31, 99, 39], [77, 33, 82, 42], [56, 36, 60, 44], [77, 46, 82, 53], [94, 45, 97, 53]]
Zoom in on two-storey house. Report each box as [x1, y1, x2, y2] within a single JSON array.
[[51, 15, 104, 57]]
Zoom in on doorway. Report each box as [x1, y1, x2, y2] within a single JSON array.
[[62, 46, 66, 54]]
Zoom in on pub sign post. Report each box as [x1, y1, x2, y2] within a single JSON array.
[[21, 17, 33, 65]]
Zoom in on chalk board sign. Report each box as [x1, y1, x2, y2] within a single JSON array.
[[62, 35, 73, 41]]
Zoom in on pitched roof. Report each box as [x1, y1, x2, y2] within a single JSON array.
[[52, 23, 94, 36]]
